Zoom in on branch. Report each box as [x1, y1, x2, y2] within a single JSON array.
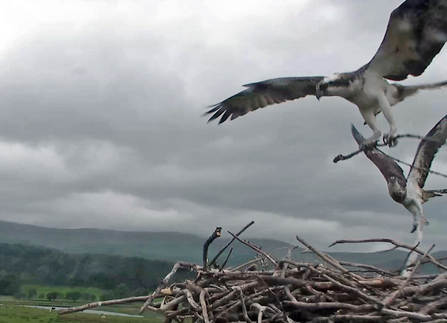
[[376, 147, 447, 179], [296, 235, 363, 280], [203, 227, 222, 268], [220, 247, 233, 270], [338, 260, 396, 276], [228, 231, 277, 266], [333, 134, 447, 179], [59, 295, 151, 315], [329, 238, 447, 271], [382, 244, 435, 308], [199, 290, 210, 323]]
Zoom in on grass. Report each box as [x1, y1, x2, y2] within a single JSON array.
[[0, 304, 162, 323], [21, 284, 107, 301]]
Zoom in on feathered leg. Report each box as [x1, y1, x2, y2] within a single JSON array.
[[359, 108, 381, 147], [377, 94, 397, 147]]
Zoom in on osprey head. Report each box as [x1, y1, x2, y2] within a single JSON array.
[[388, 176, 406, 203]]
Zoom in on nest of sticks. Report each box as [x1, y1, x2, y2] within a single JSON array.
[[59, 223, 447, 322]]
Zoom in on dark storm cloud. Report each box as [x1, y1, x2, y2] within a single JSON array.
[[0, 0, 445, 251]]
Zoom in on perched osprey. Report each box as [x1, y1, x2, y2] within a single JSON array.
[[206, 0, 447, 146], [351, 115, 447, 233]]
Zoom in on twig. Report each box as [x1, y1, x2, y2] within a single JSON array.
[[333, 149, 364, 163], [296, 235, 363, 280], [59, 295, 152, 315], [383, 244, 435, 308], [333, 134, 447, 179], [338, 260, 396, 276], [376, 147, 447, 179], [220, 248, 233, 270], [203, 227, 222, 268], [228, 231, 277, 266], [231, 258, 261, 272], [400, 241, 421, 276], [208, 221, 255, 268], [329, 238, 447, 271]]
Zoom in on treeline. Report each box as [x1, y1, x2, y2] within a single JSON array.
[[13, 288, 98, 302], [0, 243, 191, 298]]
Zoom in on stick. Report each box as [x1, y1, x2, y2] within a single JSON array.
[[400, 241, 420, 276], [250, 303, 267, 323], [59, 295, 151, 315], [296, 235, 363, 280], [382, 244, 435, 308], [231, 258, 261, 272], [183, 289, 200, 311], [203, 227, 222, 268], [376, 147, 447, 179], [329, 238, 447, 271], [235, 286, 253, 323], [199, 290, 210, 323], [229, 231, 277, 266], [338, 260, 396, 276], [220, 248, 233, 270], [208, 221, 254, 268], [333, 149, 363, 163]]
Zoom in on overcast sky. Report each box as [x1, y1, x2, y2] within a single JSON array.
[[0, 0, 446, 252]]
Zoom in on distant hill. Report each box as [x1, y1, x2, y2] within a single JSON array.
[[0, 243, 176, 289], [0, 220, 444, 273]]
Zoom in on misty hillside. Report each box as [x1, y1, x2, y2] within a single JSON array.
[[1, 220, 444, 273]]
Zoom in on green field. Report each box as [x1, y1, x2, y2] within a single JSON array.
[[21, 284, 107, 301], [0, 304, 162, 323]]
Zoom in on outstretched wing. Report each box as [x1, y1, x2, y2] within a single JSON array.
[[367, 0, 447, 81], [205, 77, 324, 124], [408, 114, 447, 188], [351, 124, 407, 188]]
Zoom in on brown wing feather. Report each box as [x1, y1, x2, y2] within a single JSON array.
[[368, 0, 447, 81], [408, 114, 447, 188], [351, 124, 407, 188], [205, 76, 324, 124]]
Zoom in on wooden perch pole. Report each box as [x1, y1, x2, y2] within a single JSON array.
[[203, 227, 222, 268], [208, 220, 254, 268]]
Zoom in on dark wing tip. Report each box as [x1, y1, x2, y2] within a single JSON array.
[[204, 103, 237, 124], [351, 124, 364, 146]]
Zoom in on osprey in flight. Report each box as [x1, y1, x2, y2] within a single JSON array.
[[351, 115, 447, 234], [206, 0, 447, 146]]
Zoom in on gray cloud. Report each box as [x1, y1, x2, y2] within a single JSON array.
[[0, 0, 446, 253]]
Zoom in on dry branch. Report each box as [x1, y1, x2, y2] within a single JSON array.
[[329, 238, 447, 271]]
